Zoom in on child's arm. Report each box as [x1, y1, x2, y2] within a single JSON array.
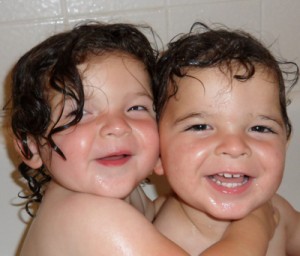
[[94, 198, 276, 256], [52, 194, 276, 256], [123, 199, 277, 256], [53, 194, 189, 256], [200, 201, 278, 256], [129, 191, 276, 256]]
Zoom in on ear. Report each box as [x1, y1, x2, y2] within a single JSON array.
[[286, 135, 291, 149], [13, 136, 43, 169], [153, 157, 165, 176]]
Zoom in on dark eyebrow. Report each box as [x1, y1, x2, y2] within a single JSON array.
[[257, 114, 285, 127], [174, 112, 207, 125], [133, 91, 154, 101]]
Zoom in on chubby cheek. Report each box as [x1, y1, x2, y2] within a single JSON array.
[[259, 143, 285, 181], [55, 125, 93, 156], [162, 135, 205, 163], [42, 127, 92, 174], [258, 163, 284, 196], [137, 121, 159, 145], [160, 137, 178, 169], [250, 147, 285, 204], [134, 121, 160, 164], [160, 138, 195, 182]]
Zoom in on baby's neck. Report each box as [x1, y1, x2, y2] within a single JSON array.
[[175, 196, 230, 239], [154, 195, 232, 255]]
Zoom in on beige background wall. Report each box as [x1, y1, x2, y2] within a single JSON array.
[[0, 0, 300, 255]]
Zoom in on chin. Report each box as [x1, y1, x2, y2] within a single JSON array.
[[207, 205, 253, 221]]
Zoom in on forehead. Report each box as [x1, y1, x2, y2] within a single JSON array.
[[80, 52, 146, 76], [173, 64, 279, 93], [78, 53, 151, 92], [167, 66, 281, 113], [48, 53, 152, 107], [160, 66, 284, 127]]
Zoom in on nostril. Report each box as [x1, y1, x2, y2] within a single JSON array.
[[100, 118, 132, 137], [216, 136, 251, 157]]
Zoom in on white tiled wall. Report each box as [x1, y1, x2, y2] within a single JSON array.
[[0, 0, 299, 255]]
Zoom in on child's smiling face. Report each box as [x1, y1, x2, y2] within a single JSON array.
[[40, 53, 159, 199], [157, 66, 288, 219]]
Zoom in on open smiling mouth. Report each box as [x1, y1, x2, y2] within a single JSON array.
[[97, 154, 131, 166], [101, 154, 130, 161], [208, 173, 250, 188]]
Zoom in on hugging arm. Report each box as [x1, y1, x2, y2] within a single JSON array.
[[59, 195, 276, 256], [94, 198, 276, 256], [55, 195, 188, 256], [201, 201, 278, 256]]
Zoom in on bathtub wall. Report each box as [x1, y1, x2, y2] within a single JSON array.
[[0, 0, 300, 255]]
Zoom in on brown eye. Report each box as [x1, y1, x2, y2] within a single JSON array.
[[250, 126, 274, 133], [185, 124, 211, 131], [128, 105, 147, 111]]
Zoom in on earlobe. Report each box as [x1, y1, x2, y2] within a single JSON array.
[[153, 157, 165, 176], [13, 137, 43, 169]]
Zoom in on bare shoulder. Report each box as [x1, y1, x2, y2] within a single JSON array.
[[53, 194, 151, 254], [25, 191, 187, 256], [272, 193, 299, 221], [61, 193, 188, 255], [272, 194, 300, 256]]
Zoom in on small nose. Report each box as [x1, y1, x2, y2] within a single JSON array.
[[215, 133, 251, 158], [100, 114, 132, 138]]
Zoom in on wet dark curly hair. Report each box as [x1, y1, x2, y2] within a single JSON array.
[[10, 21, 158, 216], [154, 22, 299, 139]]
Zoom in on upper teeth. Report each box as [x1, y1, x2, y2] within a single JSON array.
[[211, 173, 249, 188], [218, 173, 242, 178]]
